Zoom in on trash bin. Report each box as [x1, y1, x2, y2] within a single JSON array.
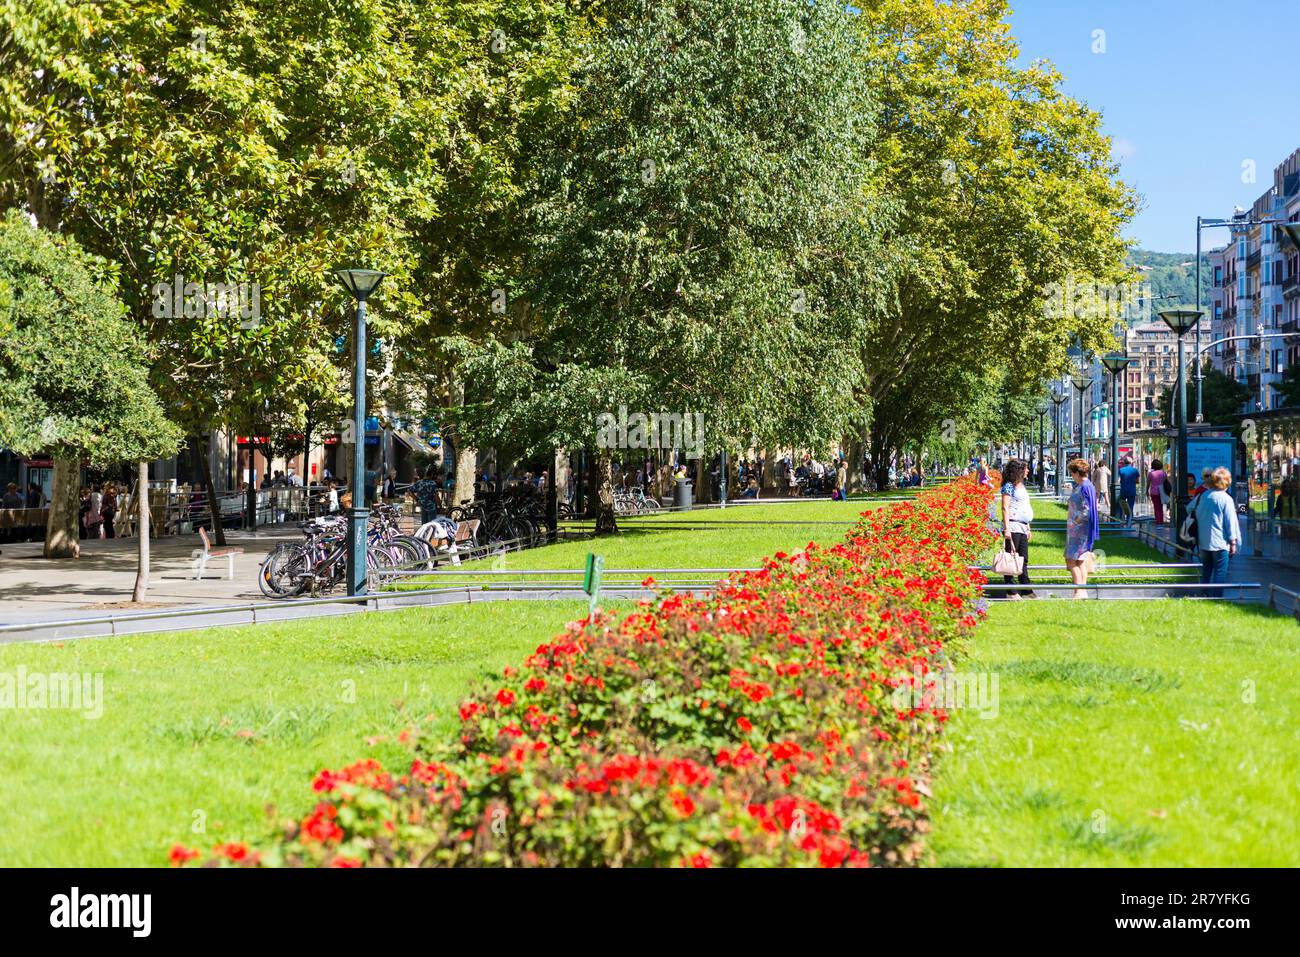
[[673, 478, 693, 510]]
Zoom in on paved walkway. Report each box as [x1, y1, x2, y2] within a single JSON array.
[[1141, 521, 1298, 608], [0, 527, 299, 624]]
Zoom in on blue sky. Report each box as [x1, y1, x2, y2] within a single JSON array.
[[1007, 0, 1298, 253]]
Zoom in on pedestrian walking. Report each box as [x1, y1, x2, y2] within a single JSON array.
[[1147, 458, 1168, 525], [998, 459, 1034, 599], [101, 482, 118, 539], [1091, 458, 1110, 517], [1117, 456, 1139, 526], [412, 471, 439, 524], [1193, 467, 1241, 599], [1065, 458, 1100, 600]]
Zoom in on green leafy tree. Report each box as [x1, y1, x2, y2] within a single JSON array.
[[0, 211, 180, 598], [0, 0, 434, 539], [453, 0, 882, 530], [848, 0, 1137, 488]]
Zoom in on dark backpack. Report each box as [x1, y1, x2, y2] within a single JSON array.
[[1162, 475, 1172, 498]]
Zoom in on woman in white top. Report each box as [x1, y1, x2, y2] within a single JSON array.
[[999, 459, 1034, 599]]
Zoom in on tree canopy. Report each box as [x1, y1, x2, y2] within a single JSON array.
[[0, 210, 180, 466]]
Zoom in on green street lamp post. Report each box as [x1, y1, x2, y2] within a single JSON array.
[[1050, 393, 1067, 497], [1158, 308, 1202, 533], [334, 267, 387, 597], [1036, 403, 1048, 492], [1070, 373, 1092, 464], [1100, 353, 1132, 515]]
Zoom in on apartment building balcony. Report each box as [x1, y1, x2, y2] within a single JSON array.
[[1284, 273, 1299, 297], [1247, 249, 1262, 270]]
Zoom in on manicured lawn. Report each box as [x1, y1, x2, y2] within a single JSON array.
[[0, 601, 592, 866], [460, 499, 875, 576], [930, 600, 1300, 866]]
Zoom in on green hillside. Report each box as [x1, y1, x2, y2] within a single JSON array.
[[1127, 248, 1213, 315]]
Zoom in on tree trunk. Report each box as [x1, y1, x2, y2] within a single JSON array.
[[594, 453, 618, 534], [584, 452, 598, 518], [545, 451, 558, 541], [693, 454, 710, 504], [197, 435, 226, 545], [132, 461, 151, 602], [868, 424, 892, 492], [454, 442, 477, 507], [301, 413, 314, 486], [43, 454, 81, 559], [846, 433, 865, 494]]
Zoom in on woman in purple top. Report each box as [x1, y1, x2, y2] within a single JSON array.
[[1065, 458, 1100, 599], [1147, 458, 1168, 525]]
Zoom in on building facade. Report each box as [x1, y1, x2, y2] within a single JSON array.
[[1207, 146, 1300, 412]]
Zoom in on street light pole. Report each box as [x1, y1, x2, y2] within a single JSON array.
[[334, 268, 387, 597], [1195, 215, 1203, 422], [1036, 405, 1047, 492], [1101, 353, 1132, 515], [1071, 373, 1091, 466], [1050, 393, 1067, 498], [1158, 309, 1201, 533]]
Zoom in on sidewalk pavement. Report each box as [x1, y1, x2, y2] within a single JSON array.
[[0, 527, 300, 624], [1142, 521, 1298, 606]]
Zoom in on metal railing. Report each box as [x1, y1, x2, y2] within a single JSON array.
[[1267, 583, 1300, 619], [983, 582, 1260, 599]]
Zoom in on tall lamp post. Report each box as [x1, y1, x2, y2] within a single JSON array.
[[1070, 373, 1092, 463], [1100, 353, 1132, 514], [1036, 404, 1048, 492], [1050, 393, 1067, 497], [334, 267, 387, 597], [1157, 308, 1202, 533]]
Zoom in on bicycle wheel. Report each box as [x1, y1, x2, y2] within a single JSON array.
[[386, 536, 428, 569], [260, 543, 309, 598], [392, 534, 434, 566]]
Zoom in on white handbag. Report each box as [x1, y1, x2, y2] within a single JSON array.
[[992, 548, 1024, 576]]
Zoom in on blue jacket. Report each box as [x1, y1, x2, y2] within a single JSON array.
[[1193, 490, 1241, 553]]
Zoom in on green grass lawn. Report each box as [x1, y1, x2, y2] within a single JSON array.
[[930, 600, 1300, 866], [451, 499, 875, 578], [0, 601, 591, 866], [4, 488, 1287, 869]]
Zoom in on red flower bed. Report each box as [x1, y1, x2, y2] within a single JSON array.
[[175, 478, 994, 868]]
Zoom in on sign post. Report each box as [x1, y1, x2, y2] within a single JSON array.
[[583, 552, 604, 619]]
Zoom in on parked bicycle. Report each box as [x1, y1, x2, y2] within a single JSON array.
[[256, 504, 431, 598], [612, 485, 662, 515]]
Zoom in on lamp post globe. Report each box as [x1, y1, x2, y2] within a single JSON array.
[[334, 267, 388, 597]]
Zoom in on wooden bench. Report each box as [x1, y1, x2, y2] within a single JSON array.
[[192, 527, 245, 580], [453, 518, 480, 545]]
